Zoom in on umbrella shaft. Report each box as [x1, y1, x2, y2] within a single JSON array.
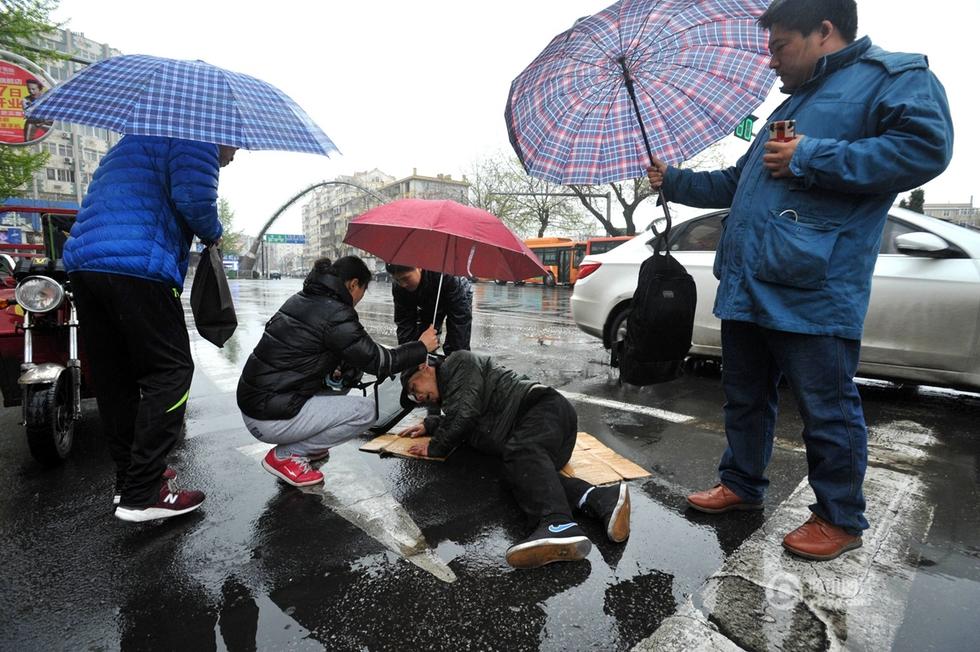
[[620, 57, 672, 241]]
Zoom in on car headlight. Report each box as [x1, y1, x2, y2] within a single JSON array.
[[14, 276, 65, 313]]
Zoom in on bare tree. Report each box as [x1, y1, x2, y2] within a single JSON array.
[[469, 152, 589, 238], [568, 141, 734, 236]]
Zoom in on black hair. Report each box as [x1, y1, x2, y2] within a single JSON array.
[[311, 256, 371, 287], [759, 0, 858, 43], [385, 262, 416, 275], [25, 78, 42, 88]]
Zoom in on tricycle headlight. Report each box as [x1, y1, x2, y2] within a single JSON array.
[[14, 276, 65, 313]]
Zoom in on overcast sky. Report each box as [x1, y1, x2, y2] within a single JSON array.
[[52, 0, 979, 235]]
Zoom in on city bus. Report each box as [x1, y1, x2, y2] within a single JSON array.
[[490, 235, 632, 286], [522, 236, 631, 286], [522, 237, 581, 286]]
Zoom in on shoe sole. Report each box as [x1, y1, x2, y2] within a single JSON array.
[[607, 484, 631, 543], [782, 538, 863, 561], [114, 502, 203, 523], [505, 536, 592, 569], [686, 499, 765, 514], [262, 458, 324, 487]]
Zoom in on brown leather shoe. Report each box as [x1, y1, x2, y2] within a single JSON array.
[[782, 514, 863, 561], [686, 483, 764, 514]]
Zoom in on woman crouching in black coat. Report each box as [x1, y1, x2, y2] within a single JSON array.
[[237, 256, 438, 487]]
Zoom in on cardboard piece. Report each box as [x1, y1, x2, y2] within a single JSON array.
[[361, 430, 650, 485], [359, 434, 451, 462], [560, 432, 651, 485]]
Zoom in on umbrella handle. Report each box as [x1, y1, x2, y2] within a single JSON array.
[[619, 57, 672, 246]]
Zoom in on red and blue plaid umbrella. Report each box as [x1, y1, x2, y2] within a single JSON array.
[[506, 0, 776, 186], [25, 55, 338, 156]]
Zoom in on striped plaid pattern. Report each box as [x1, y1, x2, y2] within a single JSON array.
[[26, 55, 338, 156], [506, 0, 776, 185]]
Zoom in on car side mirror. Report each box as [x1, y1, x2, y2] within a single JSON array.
[[894, 232, 956, 258]]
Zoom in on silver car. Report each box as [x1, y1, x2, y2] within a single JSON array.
[[571, 207, 980, 392]]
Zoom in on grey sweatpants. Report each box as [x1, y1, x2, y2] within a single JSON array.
[[242, 392, 375, 458]]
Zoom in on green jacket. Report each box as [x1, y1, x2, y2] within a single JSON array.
[[425, 351, 539, 457]]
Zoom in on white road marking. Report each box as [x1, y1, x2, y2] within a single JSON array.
[[635, 425, 938, 652], [560, 391, 696, 424], [236, 442, 456, 584]]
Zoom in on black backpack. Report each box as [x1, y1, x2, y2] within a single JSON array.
[[613, 242, 696, 385]]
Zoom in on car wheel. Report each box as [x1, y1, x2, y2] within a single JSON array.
[[608, 306, 630, 349], [494, 280, 507, 286]]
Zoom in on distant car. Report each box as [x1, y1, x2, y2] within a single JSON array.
[[269, 270, 282, 280], [571, 207, 980, 392]]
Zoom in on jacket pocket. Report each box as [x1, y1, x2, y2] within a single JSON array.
[[753, 209, 841, 290]]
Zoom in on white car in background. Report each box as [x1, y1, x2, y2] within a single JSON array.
[[571, 207, 980, 392]]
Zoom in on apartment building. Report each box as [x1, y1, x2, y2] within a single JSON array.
[[24, 28, 123, 204], [301, 169, 470, 272]]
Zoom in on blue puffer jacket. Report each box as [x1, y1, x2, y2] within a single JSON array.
[[663, 37, 953, 340], [64, 135, 223, 289]]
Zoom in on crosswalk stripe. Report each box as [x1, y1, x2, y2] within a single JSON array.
[[634, 426, 937, 651], [236, 442, 457, 584], [560, 391, 696, 424]]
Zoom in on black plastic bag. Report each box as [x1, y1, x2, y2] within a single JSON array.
[[190, 245, 237, 347]]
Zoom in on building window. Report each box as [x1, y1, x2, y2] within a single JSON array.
[[55, 169, 75, 182], [46, 168, 56, 180], [58, 144, 73, 157]]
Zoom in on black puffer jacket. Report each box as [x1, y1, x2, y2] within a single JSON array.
[[237, 270, 427, 421], [423, 351, 542, 457], [393, 270, 472, 355]]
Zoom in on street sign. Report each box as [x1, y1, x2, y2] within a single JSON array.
[[734, 114, 757, 142], [0, 228, 23, 244], [264, 233, 305, 244]]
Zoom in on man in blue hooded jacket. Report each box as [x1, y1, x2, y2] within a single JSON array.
[[66, 134, 237, 522], [647, 0, 952, 560]]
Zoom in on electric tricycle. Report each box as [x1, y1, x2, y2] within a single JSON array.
[[0, 210, 93, 465]]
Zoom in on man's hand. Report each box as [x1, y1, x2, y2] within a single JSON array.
[[419, 325, 439, 352], [763, 136, 804, 178], [398, 423, 427, 438], [408, 440, 430, 457], [646, 158, 668, 190]]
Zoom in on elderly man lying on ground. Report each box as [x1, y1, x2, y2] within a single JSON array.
[[398, 351, 631, 569]]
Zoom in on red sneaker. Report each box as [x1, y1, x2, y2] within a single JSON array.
[[261, 448, 324, 487], [113, 467, 178, 506], [114, 477, 205, 522]]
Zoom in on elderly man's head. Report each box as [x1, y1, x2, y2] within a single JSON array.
[[402, 364, 440, 405]]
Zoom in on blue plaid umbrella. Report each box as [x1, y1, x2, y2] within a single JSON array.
[[25, 54, 338, 156], [506, 0, 775, 186]]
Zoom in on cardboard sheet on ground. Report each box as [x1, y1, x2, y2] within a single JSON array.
[[360, 431, 650, 485]]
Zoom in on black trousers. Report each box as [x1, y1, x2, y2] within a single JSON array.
[[501, 390, 593, 529], [71, 272, 193, 507]]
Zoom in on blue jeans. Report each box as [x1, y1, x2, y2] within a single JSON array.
[[718, 320, 869, 534]]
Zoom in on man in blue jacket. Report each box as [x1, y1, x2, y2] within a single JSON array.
[[66, 135, 237, 522], [647, 0, 952, 560]]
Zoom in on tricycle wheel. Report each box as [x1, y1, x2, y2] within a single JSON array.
[[25, 377, 75, 466]]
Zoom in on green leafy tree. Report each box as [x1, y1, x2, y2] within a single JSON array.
[[0, 0, 65, 200], [908, 188, 925, 214], [217, 197, 245, 254]]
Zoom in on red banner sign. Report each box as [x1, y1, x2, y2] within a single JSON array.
[[0, 59, 53, 145]]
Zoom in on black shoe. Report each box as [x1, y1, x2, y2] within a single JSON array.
[[505, 521, 591, 569], [584, 483, 631, 543]]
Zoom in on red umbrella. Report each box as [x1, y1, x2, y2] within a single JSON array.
[[344, 199, 549, 325]]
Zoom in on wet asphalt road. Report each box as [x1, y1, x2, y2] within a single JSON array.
[[1, 279, 978, 651]]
